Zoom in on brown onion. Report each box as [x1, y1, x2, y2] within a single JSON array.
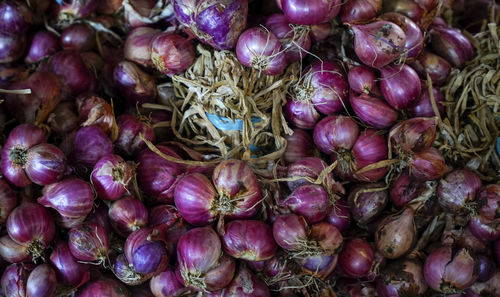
[[375, 207, 416, 259]]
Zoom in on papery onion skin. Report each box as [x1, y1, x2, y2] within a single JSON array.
[[26, 263, 57, 297], [468, 184, 500, 241], [284, 98, 321, 130], [61, 23, 96, 52], [150, 269, 187, 297], [0, 235, 32, 263], [151, 33, 196, 75], [50, 240, 90, 288], [350, 93, 398, 129], [115, 114, 156, 158], [109, 196, 149, 237], [341, 0, 382, 23], [137, 145, 185, 204], [338, 238, 374, 278], [348, 182, 388, 225], [429, 24, 474, 68], [236, 27, 286, 75], [379, 64, 421, 110], [348, 20, 406, 68], [313, 115, 359, 154], [375, 207, 416, 259], [0, 178, 16, 224], [25, 143, 68, 186], [173, 0, 248, 50], [280, 184, 329, 224], [424, 246, 478, 293], [76, 278, 131, 297], [1, 264, 29, 297], [221, 220, 277, 261], [91, 154, 133, 201], [0, 32, 26, 63], [410, 50, 452, 86], [279, 0, 341, 25], [68, 222, 109, 263], [76, 95, 117, 137], [390, 173, 426, 208], [124, 26, 160, 67], [25, 31, 60, 64], [438, 169, 482, 213], [283, 129, 314, 163]]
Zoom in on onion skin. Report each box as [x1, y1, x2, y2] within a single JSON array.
[[76, 95, 117, 137], [85, 202, 113, 235], [0, 235, 32, 263], [26, 264, 57, 297], [476, 255, 496, 282], [49, 241, 90, 288], [222, 265, 270, 297], [348, 20, 406, 68], [76, 278, 131, 297], [115, 114, 156, 157], [68, 222, 109, 264], [136, 145, 185, 204], [221, 220, 277, 261], [340, 0, 382, 23], [379, 64, 421, 110], [0, 1, 32, 34], [339, 238, 374, 278], [438, 169, 482, 213], [375, 207, 416, 259], [25, 30, 60, 64], [55, 0, 98, 20], [313, 115, 359, 154], [469, 184, 500, 241], [279, 0, 341, 25], [429, 24, 474, 68], [284, 98, 321, 130], [124, 26, 160, 67], [0, 178, 16, 224], [124, 227, 169, 275], [382, 0, 424, 24], [1, 264, 29, 297], [424, 246, 478, 293], [376, 259, 428, 296], [410, 50, 452, 86], [350, 92, 398, 129], [346, 129, 389, 182], [150, 269, 187, 297], [151, 33, 195, 75], [109, 197, 149, 237], [173, 0, 248, 50], [61, 23, 96, 52], [91, 154, 133, 201], [0, 32, 26, 63], [280, 184, 329, 224], [348, 182, 388, 225]]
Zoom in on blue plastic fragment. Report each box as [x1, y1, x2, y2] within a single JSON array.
[[497, 137, 500, 156], [206, 113, 261, 131]]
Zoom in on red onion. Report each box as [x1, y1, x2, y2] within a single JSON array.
[[123, 0, 168, 28], [429, 24, 474, 68], [1, 264, 29, 297], [38, 177, 94, 226], [476, 255, 496, 282], [85, 202, 113, 235], [0, 235, 32, 263], [113, 253, 151, 285], [297, 253, 338, 279], [313, 115, 359, 154], [151, 33, 195, 75], [91, 154, 133, 201], [68, 222, 109, 264], [457, 226, 489, 254], [47, 50, 97, 99], [286, 157, 338, 192], [280, 184, 329, 224], [97, 0, 123, 14], [309, 23, 331, 42], [390, 117, 437, 154], [412, 85, 445, 117], [410, 50, 452, 86], [5, 70, 62, 125], [221, 220, 276, 261], [349, 92, 398, 129], [338, 238, 374, 278], [284, 98, 320, 129], [69, 125, 113, 170], [54, 0, 98, 20], [150, 269, 187, 297], [291, 60, 348, 115], [124, 26, 160, 67], [0, 31, 26, 63], [125, 227, 169, 275], [438, 169, 482, 213], [26, 264, 57, 297], [283, 129, 314, 163], [278, 0, 341, 25], [25, 31, 60, 64], [382, 0, 424, 24], [390, 173, 428, 208], [76, 95, 117, 137], [379, 64, 421, 110], [76, 278, 130, 297], [236, 27, 286, 75], [410, 148, 450, 180], [424, 246, 478, 293], [264, 13, 311, 62], [136, 145, 185, 204], [376, 259, 428, 296], [115, 114, 156, 157], [348, 65, 380, 96], [0, 178, 16, 224], [0, 1, 31, 34], [24, 143, 68, 186], [348, 20, 406, 68], [223, 265, 270, 297], [348, 182, 388, 225], [375, 207, 416, 259], [6, 202, 55, 259], [326, 199, 351, 234], [0, 63, 24, 87], [469, 184, 500, 241], [176, 227, 235, 292], [50, 240, 90, 288], [61, 23, 96, 52], [113, 61, 157, 105], [109, 196, 148, 237], [378, 12, 424, 60], [173, 0, 248, 50], [1, 124, 45, 187], [340, 0, 382, 23]]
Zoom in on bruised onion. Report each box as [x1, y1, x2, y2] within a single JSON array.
[[150, 269, 187, 297], [1, 264, 29, 297], [279, 0, 341, 25], [429, 24, 474, 68], [61, 23, 96, 52], [410, 50, 452, 86], [349, 92, 398, 129], [91, 154, 133, 200], [124, 26, 160, 67], [348, 20, 406, 68], [221, 220, 277, 261], [283, 129, 314, 163], [26, 264, 57, 297], [50, 240, 90, 288], [341, 0, 382, 23], [379, 64, 421, 110], [375, 207, 416, 259], [176, 226, 235, 292], [376, 259, 428, 296], [25, 31, 60, 64], [125, 227, 169, 275], [390, 173, 427, 208], [280, 184, 329, 224], [0, 32, 26, 63], [68, 222, 109, 264], [348, 182, 388, 225], [151, 33, 195, 75], [113, 61, 157, 105], [338, 238, 374, 278], [173, 0, 248, 50], [115, 114, 156, 157], [438, 169, 482, 213], [109, 197, 148, 237], [424, 246, 478, 293], [378, 12, 424, 59]]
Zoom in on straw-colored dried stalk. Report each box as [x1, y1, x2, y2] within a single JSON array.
[[169, 45, 299, 167], [436, 11, 500, 181]]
